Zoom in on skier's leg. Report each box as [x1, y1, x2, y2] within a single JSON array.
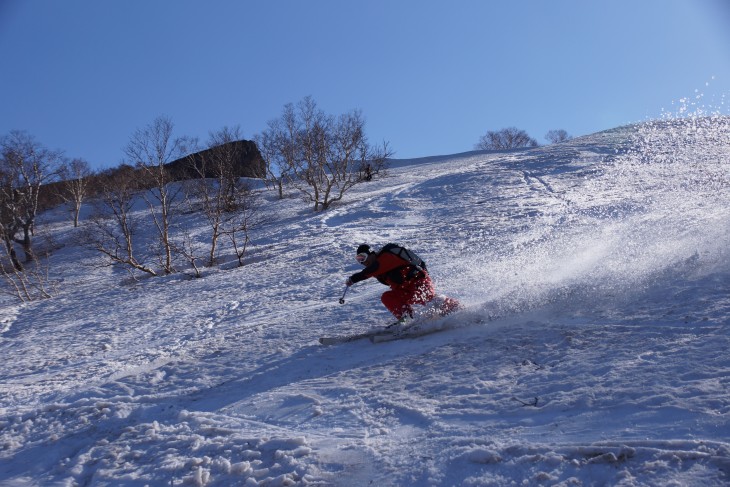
[[381, 289, 413, 320], [410, 276, 435, 306]]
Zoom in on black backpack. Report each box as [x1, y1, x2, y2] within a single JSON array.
[[379, 243, 427, 272]]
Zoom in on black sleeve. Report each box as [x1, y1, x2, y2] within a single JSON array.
[[350, 260, 380, 284]]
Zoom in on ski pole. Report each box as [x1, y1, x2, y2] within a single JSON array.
[[339, 286, 349, 304]]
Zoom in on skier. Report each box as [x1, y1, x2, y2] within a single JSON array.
[[345, 243, 460, 327]]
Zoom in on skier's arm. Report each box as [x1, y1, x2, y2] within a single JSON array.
[[349, 253, 407, 284], [349, 260, 380, 284]]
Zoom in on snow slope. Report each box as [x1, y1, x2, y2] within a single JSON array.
[[1, 114, 729, 486]]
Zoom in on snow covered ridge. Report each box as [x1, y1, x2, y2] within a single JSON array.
[[1, 115, 729, 485]]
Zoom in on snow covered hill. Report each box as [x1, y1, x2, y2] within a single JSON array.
[[1, 115, 729, 486]]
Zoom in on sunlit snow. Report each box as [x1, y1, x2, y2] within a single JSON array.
[[1, 111, 729, 485]]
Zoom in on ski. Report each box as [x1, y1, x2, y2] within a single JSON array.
[[319, 329, 392, 346], [320, 306, 463, 346], [369, 322, 448, 343]]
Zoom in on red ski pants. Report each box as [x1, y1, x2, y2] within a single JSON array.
[[381, 275, 435, 319]]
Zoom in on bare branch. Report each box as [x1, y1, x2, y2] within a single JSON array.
[[125, 116, 188, 274], [256, 97, 392, 211]]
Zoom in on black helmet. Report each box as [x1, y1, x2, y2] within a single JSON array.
[[356, 244, 373, 264]]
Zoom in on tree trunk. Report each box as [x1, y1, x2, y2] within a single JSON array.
[[20, 224, 34, 263], [3, 237, 23, 271]]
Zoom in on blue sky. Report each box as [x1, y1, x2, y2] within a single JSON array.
[[1, 0, 729, 169]]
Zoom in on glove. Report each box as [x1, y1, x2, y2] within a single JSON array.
[[345, 278, 354, 287]]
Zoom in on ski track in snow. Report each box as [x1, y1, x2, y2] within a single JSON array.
[[1, 120, 730, 485]]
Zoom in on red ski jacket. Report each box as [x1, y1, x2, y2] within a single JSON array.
[[349, 251, 426, 288]]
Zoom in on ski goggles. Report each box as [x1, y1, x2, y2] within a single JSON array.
[[356, 252, 369, 264]]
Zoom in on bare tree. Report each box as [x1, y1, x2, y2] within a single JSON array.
[[185, 126, 257, 267], [206, 126, 248, 211], [258, 97, 391, 211], [0, 131, 63, 268], [545, 129, 573, 144], [0, 227, 55, 302], [221, 179, 261, 267], [125, 116, 188, 274], [83, 164, 158, 277], [58, 158, 93, 227], [255, 104, 298, 200], [173, 226, 203, 278], [0, 245, 54, 302], [475, 127, 538, 150], [254, 126, 282, 197]]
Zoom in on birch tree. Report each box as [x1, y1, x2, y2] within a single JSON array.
[[257, 97, 391, 211], [0, 131, 63, 268], [185, 126, 256, 266], [84, 164, 158, 277], [125, 116, 188, 274], [59, 158, 93, 227]]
